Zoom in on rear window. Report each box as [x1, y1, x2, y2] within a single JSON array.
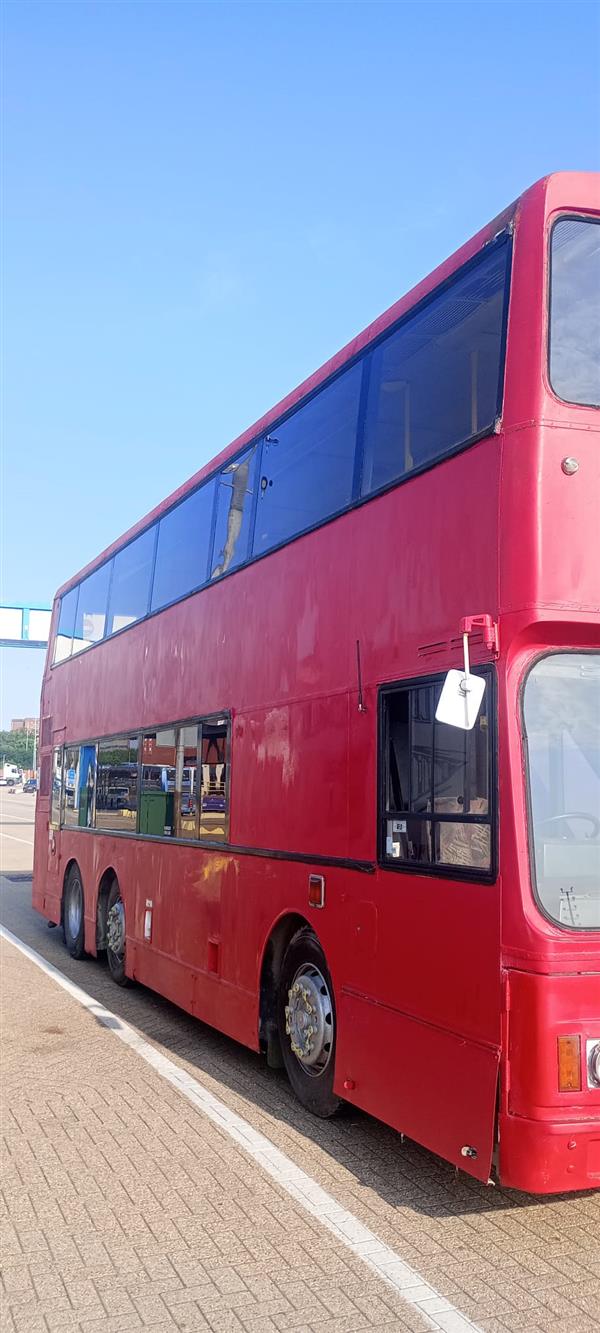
[[549, 218, 600, 407]]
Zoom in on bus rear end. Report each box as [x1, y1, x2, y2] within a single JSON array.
[[498, 174, 600, 1192]]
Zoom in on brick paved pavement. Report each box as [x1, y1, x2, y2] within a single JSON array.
[[1, 935, 435, 1333], [1, 794, 599, 1333]]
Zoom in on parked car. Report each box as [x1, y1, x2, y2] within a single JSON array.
[[22, 778, 37, 794]]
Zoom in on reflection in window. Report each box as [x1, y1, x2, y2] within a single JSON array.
[[151, 483, 215, 611], [53, 587, 78, 663], [382, 676, 491, 872], [51, 748, 62, 827], [550, 219, 600, 407], [523, 653, 600, 930], [176, 725, 199, 839], [71, 563, 112, 655], [76, 745, 97, 827], [361, 240, 509, 495], [62, 746, 81, 828], [106, 528, 155, 634], [200, 718, 229, 840], [96, 737, 139, 830], [253, 363, 363, 556], [211, 447, 259, 578], [141, 729, 176, 836]]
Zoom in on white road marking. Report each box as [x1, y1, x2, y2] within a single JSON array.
[[0, 924, 482, 1333], [0, 831, 35, 845]]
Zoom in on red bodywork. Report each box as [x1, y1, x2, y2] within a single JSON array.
[[33, 173, 600, 1193]]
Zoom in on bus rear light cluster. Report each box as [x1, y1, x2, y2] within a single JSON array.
[[557, 1037, 600, 1091], [557, 1036, 581, 1091], [587, 1040, 600, 1089]]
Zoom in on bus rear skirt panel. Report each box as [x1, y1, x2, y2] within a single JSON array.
[[335, 988, 500, 1183]]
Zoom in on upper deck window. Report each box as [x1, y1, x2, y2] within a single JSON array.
[[211, 446, 259, 578], [53, 585, 78, 663], [361, 241, 509, 495], [71, 561, 112, 655], [253, 361, 363, 556], [549, 218, 600, 408], [151, 482, 215, 612], [107, 526, 156, 634]]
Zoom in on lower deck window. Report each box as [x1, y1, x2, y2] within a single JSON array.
[[96, 737, 139, 830], [56, 713, 230, 844], [50, 748, 62, 827], [200, 719, 229, 840], [380, 672, 493, 875]]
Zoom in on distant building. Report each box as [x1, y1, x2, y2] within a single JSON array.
[[10, 717, 37, 733]]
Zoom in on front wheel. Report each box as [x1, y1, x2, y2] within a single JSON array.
[[106, 878, 129, 987], [277, 928, 340, 1118]]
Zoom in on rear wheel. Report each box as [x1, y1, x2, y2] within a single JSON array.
[[106, 878, 129, 986], [277, 928, 340, 1118], [62, 864, 85, 960]]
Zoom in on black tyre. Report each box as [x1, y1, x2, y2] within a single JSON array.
[[62, 863, 85, 960], [106, 878, 129, 987], [277, 927, 340, 1118]]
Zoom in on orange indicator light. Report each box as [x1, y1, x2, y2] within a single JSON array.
[[557, 1035, 581, 1092]]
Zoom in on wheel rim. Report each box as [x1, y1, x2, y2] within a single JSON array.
[[107, 898, 125, 962], [66, 878, 82, 938], [285, 963, 334, 1077]]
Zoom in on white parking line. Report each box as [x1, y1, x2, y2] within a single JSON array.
[[0, 831, 34, 845], [0, 924, 482, 1333]]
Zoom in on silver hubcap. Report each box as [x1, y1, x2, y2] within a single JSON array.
[[107, 899, 125, 959], [66, 880, 82, 937], [285, 963, 334, 1076]]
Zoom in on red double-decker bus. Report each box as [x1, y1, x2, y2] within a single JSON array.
[[33, 172, 599, 1193]]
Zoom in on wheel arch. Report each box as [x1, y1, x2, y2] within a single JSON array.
[[96, 865, 119, 951], [258, 911, 316, 1064]]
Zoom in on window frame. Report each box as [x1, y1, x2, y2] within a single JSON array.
[[51, 232, 512, 669], [547, 213, 600, 411], [377, 666, 497, 883]]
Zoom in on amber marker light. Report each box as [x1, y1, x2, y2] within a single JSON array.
[[557, 1036, 582, 1092]]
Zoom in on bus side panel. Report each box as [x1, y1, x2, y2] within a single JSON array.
[[335, 990, 500, 1182]]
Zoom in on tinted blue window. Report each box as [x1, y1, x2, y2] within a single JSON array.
[[360, 240, 509, 496], [253, 362, 363, 556], [53, 585, 78, 663], [71, 561, 112, 655], [210, 446, 259, 579], [151, 482, 215, 612], [107, 527, 156, 634]]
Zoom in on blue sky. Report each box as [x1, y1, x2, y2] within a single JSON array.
[[1, 0, 599, 726]]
